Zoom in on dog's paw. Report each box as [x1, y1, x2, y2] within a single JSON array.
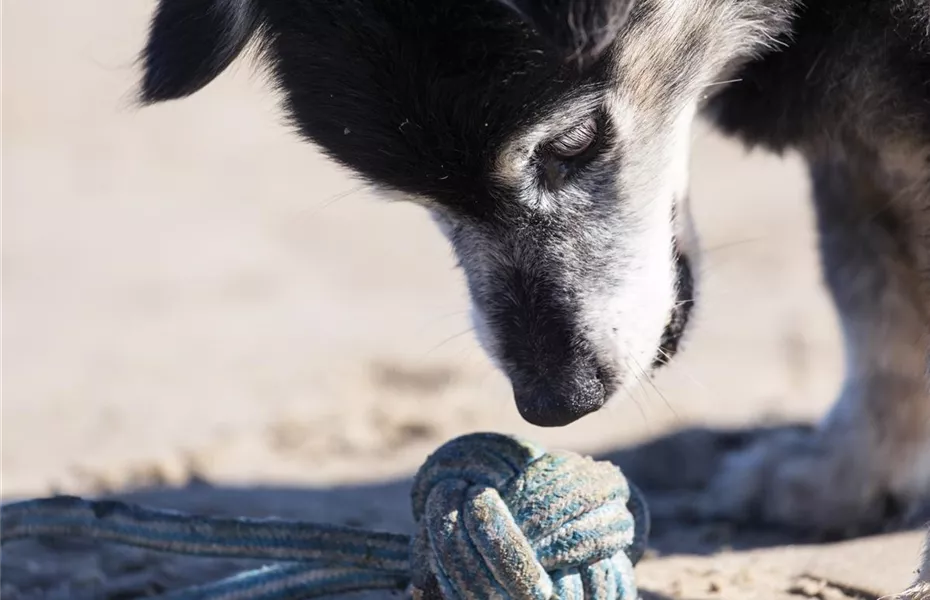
[[694, 427, 893, 536]]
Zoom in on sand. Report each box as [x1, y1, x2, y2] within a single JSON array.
[[2, 0, 926, 598]]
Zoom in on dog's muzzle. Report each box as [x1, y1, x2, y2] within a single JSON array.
[[484, 270, 616, 427]]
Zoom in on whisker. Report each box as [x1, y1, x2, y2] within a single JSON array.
[[421, 327, 475, 356], [630, 355, 680, 420], [629, 389, 652, 431], [303, 183, 370, 217], [622, 361, 651, 429], [703, 77, 743, 89], [701, 236, 767, 255], [656, 347, 717, 400]]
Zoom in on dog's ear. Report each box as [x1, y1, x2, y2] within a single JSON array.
[[497, 0, 634, 63], [140, 0, 261, 103]]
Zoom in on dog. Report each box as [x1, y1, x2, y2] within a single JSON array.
[[139, 0, 930, 588]]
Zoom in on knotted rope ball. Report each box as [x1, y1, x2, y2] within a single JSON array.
[[1, 432, 649, 600], [409, 433, 648, 599]]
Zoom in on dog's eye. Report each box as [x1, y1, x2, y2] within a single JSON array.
[[539, 115, 602, 189], [548, 117, 598, 159]]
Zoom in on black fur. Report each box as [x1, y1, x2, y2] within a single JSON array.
[[708, 0, 930, 152], [500, 0, 635, 64], [141, 0, 260, 102], [260, 1, 612, 215], [655, 245, 694, 368], [142, 0, 623, 217]]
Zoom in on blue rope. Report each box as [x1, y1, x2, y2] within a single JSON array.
[[1, 432, 649, 599]]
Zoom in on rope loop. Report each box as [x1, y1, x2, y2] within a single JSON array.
[[1, 432, 649, 600]]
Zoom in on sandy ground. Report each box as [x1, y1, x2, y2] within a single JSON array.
[[2, 1, 927, 598]]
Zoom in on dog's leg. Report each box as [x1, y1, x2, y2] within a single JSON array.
[[699, 150, 930, 534]]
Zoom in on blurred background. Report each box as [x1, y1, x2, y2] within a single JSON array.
[[4, 1, 840, 505], [18, 2, 930, 598]]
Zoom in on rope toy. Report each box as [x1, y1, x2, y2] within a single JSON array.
[[1, 432, 649, 599]]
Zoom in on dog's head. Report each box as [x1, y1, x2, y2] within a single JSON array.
[[141, 0, 794, 426]]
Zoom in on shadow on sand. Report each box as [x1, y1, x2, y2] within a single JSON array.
[[3, 424, 919, 599]]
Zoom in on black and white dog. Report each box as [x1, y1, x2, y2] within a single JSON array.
[[140, 0, 930, 591]]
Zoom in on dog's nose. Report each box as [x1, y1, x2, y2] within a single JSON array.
[[482, 267, 614, 426], [511, 364, 609, 427]]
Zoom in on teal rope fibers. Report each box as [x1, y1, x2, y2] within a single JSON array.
[[1, 432, 649, 599]]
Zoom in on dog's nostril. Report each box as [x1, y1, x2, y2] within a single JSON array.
[[511, 369, 609, 427]]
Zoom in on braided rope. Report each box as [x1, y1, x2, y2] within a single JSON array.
[[1, 432, 649, 599]]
